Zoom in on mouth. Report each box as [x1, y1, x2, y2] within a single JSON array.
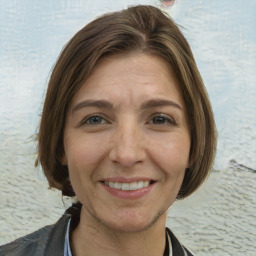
[[100, 180, 156, 191]]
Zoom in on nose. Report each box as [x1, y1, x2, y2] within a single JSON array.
[[109, 123, 146, 168]]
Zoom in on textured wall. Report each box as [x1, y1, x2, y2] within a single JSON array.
[[0, 0, 255, 255]]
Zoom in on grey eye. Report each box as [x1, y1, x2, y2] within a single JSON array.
[[149, 114, 176, 126], [152, 116, 168, 124], [85, 116, 106, 125]]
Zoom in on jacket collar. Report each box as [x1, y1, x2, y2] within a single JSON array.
[[44, 214, 71, 256], [45, 206, 192, 256], [166, 227, 192, 256]]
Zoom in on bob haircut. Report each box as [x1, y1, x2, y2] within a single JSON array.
[[36, 5, 217, 199]]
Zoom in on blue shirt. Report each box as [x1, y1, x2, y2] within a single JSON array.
[[64, 219, 72, 256]]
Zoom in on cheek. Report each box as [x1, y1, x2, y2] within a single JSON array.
[[64, 136, 110, 195], [64, 141, 104, 196], [148, 133, 190, 170], [65, 135, 107, 168]]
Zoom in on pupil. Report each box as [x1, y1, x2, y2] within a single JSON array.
[[90, 116, 101, 124], [153, 117, 165, 124]]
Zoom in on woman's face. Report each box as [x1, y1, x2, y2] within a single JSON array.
[[62, 53, 190, 232]]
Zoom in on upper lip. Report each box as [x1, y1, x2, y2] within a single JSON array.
[[100, 177, 155, 183]]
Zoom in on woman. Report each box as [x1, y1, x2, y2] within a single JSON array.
[[0, 5, 216, 256]]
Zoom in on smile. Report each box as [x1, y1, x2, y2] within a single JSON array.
[[103, 181, 151, 191]]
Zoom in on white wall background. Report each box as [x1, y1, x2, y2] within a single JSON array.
[[0, 0, 255, 255]]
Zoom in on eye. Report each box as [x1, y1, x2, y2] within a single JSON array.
[[148, 114, 176, 125], [82, 115, 108, 125]]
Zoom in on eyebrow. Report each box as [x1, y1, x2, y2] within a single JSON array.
[[141, 99, 182, 110], [72, 98, 182, 113], [72, 100, 113, 113]]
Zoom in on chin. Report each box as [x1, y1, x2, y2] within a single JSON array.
[[108, 221, 151, 233], [103, 210, 166, 233]]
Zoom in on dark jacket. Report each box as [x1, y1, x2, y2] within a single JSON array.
[[0, 209, 194, 256], [0, 214, 70, 256]]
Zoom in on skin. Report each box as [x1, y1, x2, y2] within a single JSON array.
[[62, 53, 191, 256]]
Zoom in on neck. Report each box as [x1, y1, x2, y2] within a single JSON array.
[[70, 207, 167, 256]]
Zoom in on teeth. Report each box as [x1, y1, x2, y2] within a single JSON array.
[[143, 181, 149, 187], [109, 181, 115, 188], [129, 182, 138, 190], [104, 181, 151, 191], [138, 181, 144, 189], [114, 182, 121, 189], [121, 183, 130, 191]]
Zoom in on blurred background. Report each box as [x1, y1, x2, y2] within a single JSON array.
[[0, 0, 255, 255]]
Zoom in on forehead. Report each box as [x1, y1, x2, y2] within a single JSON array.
[[71, 53, 184, 108]]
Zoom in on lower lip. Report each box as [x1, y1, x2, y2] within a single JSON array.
[[101, 182, 156, 199]]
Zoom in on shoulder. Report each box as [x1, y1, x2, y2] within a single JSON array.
[[0, 225, 53, 256], [0, 214, 70, 256], [166, 227, 195, 256]]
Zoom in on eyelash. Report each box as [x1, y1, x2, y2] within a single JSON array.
[[81, 114, 109, 126], [148, 113, 176, 126]]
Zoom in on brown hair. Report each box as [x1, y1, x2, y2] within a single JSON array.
[[36, 5, 217, 199]]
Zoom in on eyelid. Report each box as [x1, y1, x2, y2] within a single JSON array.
[[148, 113, 176, 125], [80, 113, 110, 126]]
